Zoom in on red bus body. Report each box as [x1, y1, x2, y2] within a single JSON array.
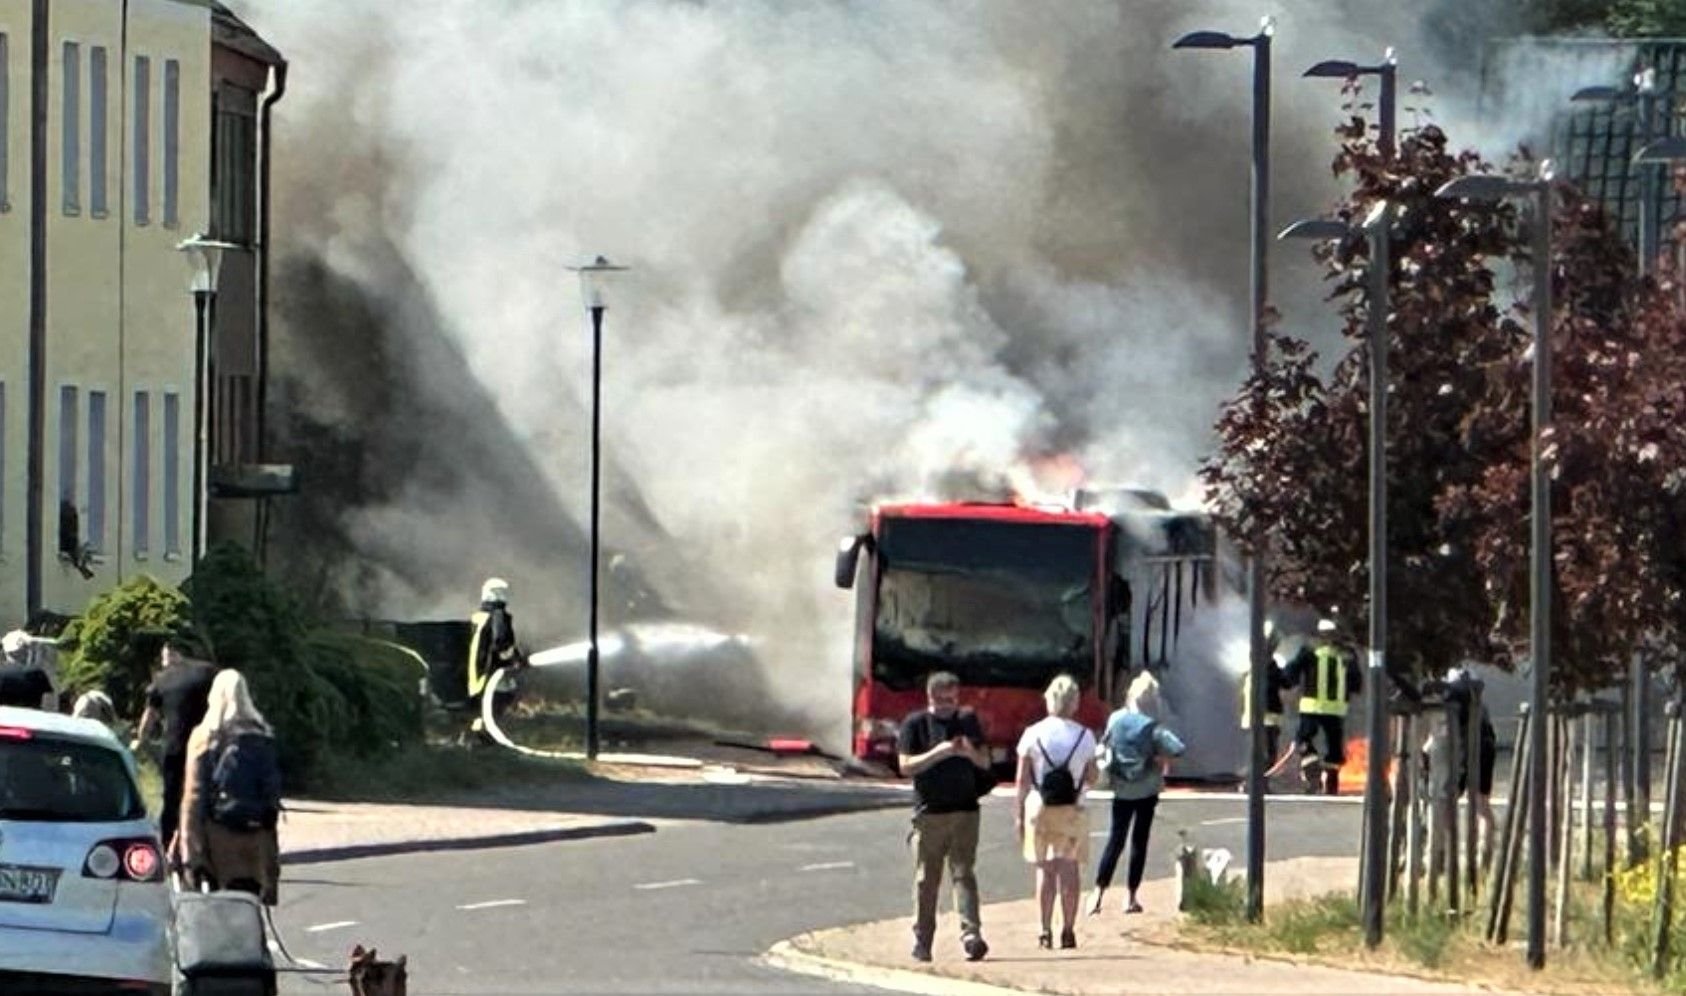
[[839, 501, 1120, 770]]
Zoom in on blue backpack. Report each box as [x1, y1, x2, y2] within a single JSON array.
[[206, 721, 283, 831], [1108, 716, 1158, 783]]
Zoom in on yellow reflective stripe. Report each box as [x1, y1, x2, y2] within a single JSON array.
[[467, 610, 490, 696]]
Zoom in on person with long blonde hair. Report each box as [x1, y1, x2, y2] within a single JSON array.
[[174, 669, 282, 903]]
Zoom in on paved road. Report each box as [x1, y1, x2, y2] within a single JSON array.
[[270, 793, 1362, 995]]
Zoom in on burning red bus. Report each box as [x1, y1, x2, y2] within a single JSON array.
[[835, 494, 1217, 774]]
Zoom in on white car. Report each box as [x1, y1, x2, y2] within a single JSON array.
[[0, 706, 171, 994]]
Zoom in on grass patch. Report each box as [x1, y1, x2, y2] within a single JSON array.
[[1179, 865, 1672, 994], [1180, 870, 1249, 927], [299, 741, 583, 803]]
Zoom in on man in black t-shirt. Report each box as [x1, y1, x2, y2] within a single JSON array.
[[897, 671, 991, 964], [0, 666, 54, 709], [130, 642, 219, 852]]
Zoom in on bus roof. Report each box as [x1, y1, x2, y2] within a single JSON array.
[[875, 501, 1110, 528]]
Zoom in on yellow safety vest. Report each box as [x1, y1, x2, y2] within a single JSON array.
[[1298, 645, 1349, 717], [1240, 670, 1281, 729], [467, 610, 491, 697]]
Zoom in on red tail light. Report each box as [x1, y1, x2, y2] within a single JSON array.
[[0, 726, 33, 740], [123, 841, 161, 881], [84, 838, 162, 881]]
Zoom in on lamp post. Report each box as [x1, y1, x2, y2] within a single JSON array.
[[568, 255, 628, 761], [1173, 14, 1274, 924], [1304, 47, 1398, 159], [1591, 73, 1682, 852], [174, 233, 236, 565], [1279, 199, 1393, 948], [1436, 162, 1555, 969]]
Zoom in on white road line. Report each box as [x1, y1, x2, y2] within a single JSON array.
[[799, 861, 855, 872], [303, 920, 357, 933], [634, 878, 701, 891], [456, 899, 528, 911], [1198, 817, 1247, 827]]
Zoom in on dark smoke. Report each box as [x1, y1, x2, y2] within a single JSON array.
[[233, 1, 1568, 749]]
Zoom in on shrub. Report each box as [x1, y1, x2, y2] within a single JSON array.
[[57, 575, 195, 717]]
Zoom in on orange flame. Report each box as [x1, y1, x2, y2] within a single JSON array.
[[1338, 737, 1397, 794]]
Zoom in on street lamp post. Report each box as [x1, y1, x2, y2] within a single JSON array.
[[1436, 162, 1555, 969], [1173, 14, 1274, 923], [1279, 200, 1394, 948], [569, 255, 628, 761], [1304, 48, 1398, 159], [175, 233, 236, 566]]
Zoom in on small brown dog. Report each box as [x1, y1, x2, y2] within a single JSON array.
[[348, 944, 407, 996]]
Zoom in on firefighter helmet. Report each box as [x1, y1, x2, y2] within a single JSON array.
[[481, 578, 511, 605]]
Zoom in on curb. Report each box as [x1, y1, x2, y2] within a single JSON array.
[[762, 940, 1034, 996], [279, 819, 656, 865]]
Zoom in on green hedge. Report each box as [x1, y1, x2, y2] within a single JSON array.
[[59, 544, 423, 787]]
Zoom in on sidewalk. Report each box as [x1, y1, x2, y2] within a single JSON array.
[[770, 856, 1539, 996]]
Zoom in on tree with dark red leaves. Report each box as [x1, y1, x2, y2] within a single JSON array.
[[1202, 89, 1686, 697]]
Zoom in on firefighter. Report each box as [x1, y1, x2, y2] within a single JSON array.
[[1239, 622, 1287, 766], [467, 578, 525, 740], [1282, 619, 1362, 795]]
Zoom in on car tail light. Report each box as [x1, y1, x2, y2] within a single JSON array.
[[123, 841, 161, 881], [84, 838, 162, 881], [0, 726, 32, 740]]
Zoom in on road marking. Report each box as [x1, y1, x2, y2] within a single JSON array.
[[457, 899, 528, 911], [1198, 817, 1247, 827], [303, 920, 357, 933], [634, 878, 701, 891], [799, 861, 855, 872]]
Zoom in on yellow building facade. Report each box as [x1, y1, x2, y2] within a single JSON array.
[[0, 0, 283, 627]]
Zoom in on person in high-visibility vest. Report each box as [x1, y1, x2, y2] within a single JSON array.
[[1282, 619, 1363, 795], [467, 578, 526, 740]]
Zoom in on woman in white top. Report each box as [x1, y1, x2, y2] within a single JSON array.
[[1014, 674, 1097, 950]]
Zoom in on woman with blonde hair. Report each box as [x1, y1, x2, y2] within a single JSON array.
[[1014, 674, 1097, 950], [174, 669, 282, 903]]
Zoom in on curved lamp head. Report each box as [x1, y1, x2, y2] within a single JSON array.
[[1635, 136, 1686, 164], [1278, 218, 1353, 242], [1435, 174, 1527, 202], [1304, 59, 1362, 79], [174, 233, 238, 295], [568, 255, 630, 311], [1172, 29, 1244, 50]]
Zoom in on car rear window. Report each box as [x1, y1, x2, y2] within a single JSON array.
[[0, 736, 145, 822]]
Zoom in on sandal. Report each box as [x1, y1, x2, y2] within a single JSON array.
[[1126, 900, 1144, 914], [1037, 931, 1053, 949]]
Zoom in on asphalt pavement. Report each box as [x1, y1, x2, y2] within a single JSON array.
[[268, 792, 1363, 995]]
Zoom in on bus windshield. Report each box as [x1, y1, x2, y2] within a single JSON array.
[[871, 517, 1098, 691]]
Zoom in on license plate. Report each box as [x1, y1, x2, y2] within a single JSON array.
[[0, 864, 59, 904]]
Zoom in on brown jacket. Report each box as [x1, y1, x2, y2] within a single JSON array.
[[174, 723, 280, 905]]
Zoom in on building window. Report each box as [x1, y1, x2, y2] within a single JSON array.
[[57, 386, 78, 557], [163, 59, 179, 229], [133, 392, 148, 557], [162, 391, 179, 556], [0, 34, 10, 214], [133, 56, 149, 226], [62, 42, 79, 216], [211, 85, 256, 243], [87, 391, 105, 553], [89, 46, 106, 217]]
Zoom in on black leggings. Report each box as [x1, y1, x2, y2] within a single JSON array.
[[1094, 795, 1158, 892]]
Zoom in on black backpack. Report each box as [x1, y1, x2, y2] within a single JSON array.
[[1036, 730, 1088, 806], [205, 722, 283, 831]]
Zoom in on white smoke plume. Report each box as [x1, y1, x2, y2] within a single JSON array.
[[232, 1, 1560, 749]]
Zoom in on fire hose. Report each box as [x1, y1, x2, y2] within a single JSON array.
[[477, 664, 578, 759]]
